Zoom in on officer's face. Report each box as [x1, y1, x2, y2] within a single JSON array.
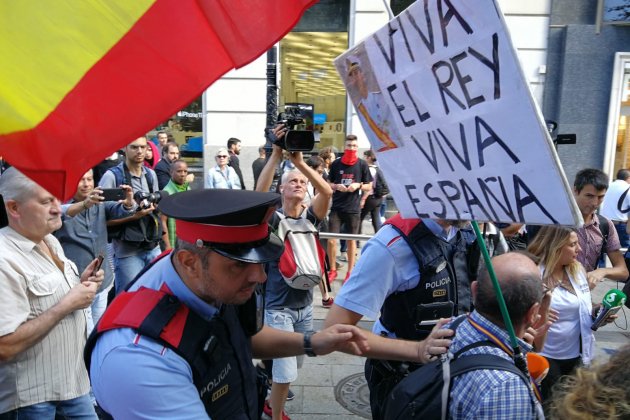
[[197, 251, 267, 305]]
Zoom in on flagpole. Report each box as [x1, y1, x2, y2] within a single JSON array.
[[470, 221, 528, 374], [264, 46, 278, 160]]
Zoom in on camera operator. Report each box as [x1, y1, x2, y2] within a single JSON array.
[[99, 137, 163, 294]]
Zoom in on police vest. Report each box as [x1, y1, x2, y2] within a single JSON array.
[[84, 286, 259, 420], [379, 216, 477, 341]]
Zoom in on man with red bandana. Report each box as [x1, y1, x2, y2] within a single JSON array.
[[327, 135, 372, 282]]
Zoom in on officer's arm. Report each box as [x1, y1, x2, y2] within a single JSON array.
[[251, 324, 369, 359], [323, 305, 452, 364]]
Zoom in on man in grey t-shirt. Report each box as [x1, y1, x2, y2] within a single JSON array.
[[255, 130, 332, 420]]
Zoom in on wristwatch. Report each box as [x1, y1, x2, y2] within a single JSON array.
[[303, 331, 317, 357]]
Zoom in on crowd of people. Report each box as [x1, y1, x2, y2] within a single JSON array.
[[0, 130, 628, 420]]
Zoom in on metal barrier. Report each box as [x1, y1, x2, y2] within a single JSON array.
[[319, 232, 373, 241]]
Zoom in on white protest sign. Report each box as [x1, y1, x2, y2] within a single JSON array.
[[334, 0, 581, 226]]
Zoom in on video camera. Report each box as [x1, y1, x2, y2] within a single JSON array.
[[274, 105, 315, 152], [134, 190, 167, 210]]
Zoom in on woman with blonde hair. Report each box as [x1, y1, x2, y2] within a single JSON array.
[[527, 226, 596, 402], [550, 344, 630, 419]]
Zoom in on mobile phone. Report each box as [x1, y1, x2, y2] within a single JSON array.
[[100, 188, 125, 201], [92, 255, 105, 276], [416, 302, 455, 327], [591, 305, 622, 331]]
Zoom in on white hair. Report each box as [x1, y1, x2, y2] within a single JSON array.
[[280, 169, 306, 186], [0, 167, 40, 202]]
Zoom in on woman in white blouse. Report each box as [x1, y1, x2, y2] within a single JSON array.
[[527, 226, 597, 402], [206, 147, 241, 189]]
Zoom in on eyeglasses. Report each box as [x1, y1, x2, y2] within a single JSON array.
[[216, 155, 228, 158]]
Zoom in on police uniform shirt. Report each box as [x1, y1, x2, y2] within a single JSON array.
[[334, 219, 459, 337], [90, 255, 219, 418]]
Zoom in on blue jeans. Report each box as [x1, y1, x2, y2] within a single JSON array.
[[0, 394, 97, 420], [614, 222, 629, 249], [264, 306, 313, 383], [114, 247, 161, 293]]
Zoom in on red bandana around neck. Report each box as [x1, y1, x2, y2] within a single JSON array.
[[341, 149, 358, 165]]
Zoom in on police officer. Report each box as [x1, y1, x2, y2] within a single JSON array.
[[324, 217, 477, 419], [88, 189, 369, 419]]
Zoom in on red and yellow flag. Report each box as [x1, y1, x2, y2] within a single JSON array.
[[0, 0, 316, 199]]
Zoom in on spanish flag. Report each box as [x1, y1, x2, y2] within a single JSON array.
[[0, 0, 316, 199]]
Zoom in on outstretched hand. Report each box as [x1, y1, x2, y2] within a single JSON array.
[[418, 318, 454, 363], [310, 324, 370, 356]]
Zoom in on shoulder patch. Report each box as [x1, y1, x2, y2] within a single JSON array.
[[387, 236, 402, 247]]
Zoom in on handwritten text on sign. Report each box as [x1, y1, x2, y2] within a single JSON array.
[[335, 0, 580, 225]]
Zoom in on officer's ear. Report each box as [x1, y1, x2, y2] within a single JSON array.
[[173, 248, 204, 278]]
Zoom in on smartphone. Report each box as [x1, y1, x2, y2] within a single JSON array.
[[91, 255, 105, 276], [416, 301, 455, 327], [100, 188, 125, 201], [591, 305, 622, 331]]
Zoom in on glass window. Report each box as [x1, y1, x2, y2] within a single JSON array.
[[609, 56, 630, 175]]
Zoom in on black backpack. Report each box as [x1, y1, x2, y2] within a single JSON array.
[[373, 167, 390, 198], [383, 319, 531, 420]]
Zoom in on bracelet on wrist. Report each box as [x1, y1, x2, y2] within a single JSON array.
[[82, 200, 89, 210], [304, 331, 317, 357]]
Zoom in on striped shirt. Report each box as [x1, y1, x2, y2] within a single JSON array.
[[0, 227, 90, 413], [448, 312, 542, 419]]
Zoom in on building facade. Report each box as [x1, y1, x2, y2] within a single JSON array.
[[198, 0, 630, 188]]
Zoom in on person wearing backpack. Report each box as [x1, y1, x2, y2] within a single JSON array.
[[570, 169, 627, 284], [359, 150, 387, 234], [384, 252, 545, 419], [255, 138, 332, 420], [99, 137, 163, 293]]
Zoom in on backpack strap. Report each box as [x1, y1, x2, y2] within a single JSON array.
[[597, 214, 609, 257], [440, 348, 531, 420]]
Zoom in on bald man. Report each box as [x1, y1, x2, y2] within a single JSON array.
[[447, 253, 544, 419]]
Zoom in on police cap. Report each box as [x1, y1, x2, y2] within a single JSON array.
[[159, 189, 283, 263]]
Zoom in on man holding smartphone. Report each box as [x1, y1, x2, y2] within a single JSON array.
[[55, 169, 136, 327], [0, 168, 105, 418], [324, 216, 477, 420]]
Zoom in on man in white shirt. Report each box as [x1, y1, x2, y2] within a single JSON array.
[[600, 168, 630, 248], [0, 168, 104, 418]]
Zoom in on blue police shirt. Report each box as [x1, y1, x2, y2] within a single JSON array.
[[335, 219, 461, 337], [90, 255, 219, 419]]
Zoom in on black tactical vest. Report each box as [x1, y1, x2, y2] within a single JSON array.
[[379, 218, 476, 340], [85, 287, 259, 419]]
